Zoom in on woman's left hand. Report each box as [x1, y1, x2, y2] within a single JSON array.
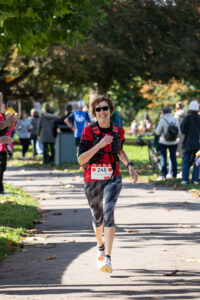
[[128, 166, 138, 184]]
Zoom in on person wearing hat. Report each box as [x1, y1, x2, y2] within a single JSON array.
[[180, 100, 200, 185], [64, 101, 91, 168], [155, 106, 180, 180]]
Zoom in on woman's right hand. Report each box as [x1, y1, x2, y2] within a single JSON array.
[[98, 134, 114, 149]]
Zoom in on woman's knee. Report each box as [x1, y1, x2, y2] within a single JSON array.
[[104, 213, 115, 227]]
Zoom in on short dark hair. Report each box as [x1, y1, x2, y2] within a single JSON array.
[[91, 95, 114, 117], [20, 111, 27, 119], [66, 104, 72, 112], [162, 106, 171, 114]]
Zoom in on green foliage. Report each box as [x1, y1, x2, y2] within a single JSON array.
[[1, 0, 200, 111], [108, 79, 149, 125], [0, 0, 106, 54]]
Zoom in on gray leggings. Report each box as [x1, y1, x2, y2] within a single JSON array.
[[84, 176, 122, 227]]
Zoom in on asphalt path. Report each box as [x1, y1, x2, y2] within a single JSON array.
[[0, 166, 200, 299]]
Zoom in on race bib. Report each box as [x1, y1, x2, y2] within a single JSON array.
[[91, 163, 113, 180]]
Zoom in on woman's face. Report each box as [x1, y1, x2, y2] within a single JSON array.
[[22, 113, 27, 120], [95, 101, 111, 125]]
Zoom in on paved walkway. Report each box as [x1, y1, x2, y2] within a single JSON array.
[[0, 166, 200, 299]]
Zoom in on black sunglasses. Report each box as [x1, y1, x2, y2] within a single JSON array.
[[95, 106, 110, 112]]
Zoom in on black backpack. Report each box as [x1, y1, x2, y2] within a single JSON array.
[[163, 119, 179, 141]]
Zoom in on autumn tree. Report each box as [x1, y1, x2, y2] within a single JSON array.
[[0, 0, 106, 101]]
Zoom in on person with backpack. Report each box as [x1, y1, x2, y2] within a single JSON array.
[[155, 106, 179, 180], [180, 100, 200, 185], [78, 95, 138, 273]]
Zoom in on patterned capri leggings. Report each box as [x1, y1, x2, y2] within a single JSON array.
[[84, 176, 122, 227]]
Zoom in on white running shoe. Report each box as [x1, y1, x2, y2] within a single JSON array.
[[96, 249, 105, 269], [156, 176, 166, 181], [100, 256, 112, 273], [193, 181, 199, 185], [166, 173, 173, 179], [181, 181, 187, 185]]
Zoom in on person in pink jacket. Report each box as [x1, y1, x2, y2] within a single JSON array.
[[0, 103, 16, 194]]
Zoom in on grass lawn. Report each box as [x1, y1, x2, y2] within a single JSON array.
[[0, 184, 39, 262]]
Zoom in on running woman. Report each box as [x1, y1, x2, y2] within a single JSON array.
[[78, 95, 138, 273]]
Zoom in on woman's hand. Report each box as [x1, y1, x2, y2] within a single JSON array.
[[98, 134, 113, 148], [128, 165, 138, 184]]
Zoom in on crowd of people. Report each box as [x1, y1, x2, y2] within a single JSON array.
[[155, 100, 200, 185], [0, 98, 200, 188]]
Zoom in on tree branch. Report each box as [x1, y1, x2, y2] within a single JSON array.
[[8, 67, 34, 87]]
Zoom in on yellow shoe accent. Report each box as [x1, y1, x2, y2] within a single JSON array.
[[100, 264, 112, 273]]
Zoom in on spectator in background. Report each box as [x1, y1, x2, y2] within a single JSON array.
[[64, 100, 91, 170], [38, 104, 57, 164], [174, 102, 187, 158], [30, 109, 40, 158], [144, 110, 152, 123], [155, 106, 179, 180], [54, 104, 73, 134], [138, 120, 147, 133], [83, 104, 93, 123], [0, 103, 16, 194], [16, 111, 32, 159], [181, 100, 200, 185], [130, 120, 138, 134], [5, 101, 17, 157]]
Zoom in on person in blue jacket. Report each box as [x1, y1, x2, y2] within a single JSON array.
[[64, 101, 91, 168]]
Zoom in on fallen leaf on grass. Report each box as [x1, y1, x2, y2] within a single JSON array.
[[42, 255, 56, 260], [52, 212, 62, 216], [164, 270, 179, 276], [28, 229, 43, 234]]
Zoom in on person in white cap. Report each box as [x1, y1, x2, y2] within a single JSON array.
[[64, 100, 91, 169], [180, 100, 200, 185]]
